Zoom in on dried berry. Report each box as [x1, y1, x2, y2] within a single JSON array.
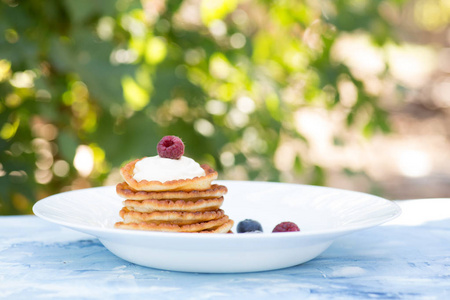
[[157, 136, 185, 159], [272, 222, 300, 233], [237, 219, 263, 233]]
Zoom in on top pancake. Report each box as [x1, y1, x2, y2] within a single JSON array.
[[120, 159, 218, 192]]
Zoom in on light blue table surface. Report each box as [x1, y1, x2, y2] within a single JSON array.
[[1, 199, 450, 300]]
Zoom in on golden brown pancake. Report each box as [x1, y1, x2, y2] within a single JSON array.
[[119, 208, 225, 225], [199, 220, 234, 233], [123, 197, 224, 213], [114, 215, 230, 232], [115, 154, 233, 233], [116, 182, 228, 200], [120, 159, 218, 191]]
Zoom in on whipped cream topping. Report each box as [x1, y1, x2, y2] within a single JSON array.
[[132, 155, 206, 183]]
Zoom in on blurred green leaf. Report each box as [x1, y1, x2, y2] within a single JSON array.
[[57, 130, 78, 162]]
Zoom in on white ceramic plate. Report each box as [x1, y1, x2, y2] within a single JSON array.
[[33, 180, 401, 273]]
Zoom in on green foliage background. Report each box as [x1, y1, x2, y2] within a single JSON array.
[[0, 0, 412, 214]]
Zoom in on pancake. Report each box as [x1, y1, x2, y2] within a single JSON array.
[[115, 142, 233, 233], [119, 208, 225, 225], [199, 220, 234, 233], [116, 182, 228, 200], [120, 159, 217, 191], [114, 215, 230, 232], [123, 197, 224, 213]]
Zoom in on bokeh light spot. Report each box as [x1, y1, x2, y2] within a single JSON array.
[[74, 145, 95, 177]]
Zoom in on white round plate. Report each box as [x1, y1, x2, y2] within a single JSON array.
[[32, 180, 401, 273]]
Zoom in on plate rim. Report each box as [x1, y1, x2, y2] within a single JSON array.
[[32, 180, 402, 240]]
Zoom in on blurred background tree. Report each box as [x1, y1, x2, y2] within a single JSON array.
[[1, 0, 449, 214]]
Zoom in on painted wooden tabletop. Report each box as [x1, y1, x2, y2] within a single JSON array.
[[1, 199, 449, 299]]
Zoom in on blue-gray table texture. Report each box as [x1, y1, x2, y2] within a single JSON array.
[[1, 199, 450, 300]]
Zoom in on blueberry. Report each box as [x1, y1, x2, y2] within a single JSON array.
[[237, 219, 263, 233]]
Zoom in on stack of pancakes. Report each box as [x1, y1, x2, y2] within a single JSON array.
[[114, 160, 233, 233]]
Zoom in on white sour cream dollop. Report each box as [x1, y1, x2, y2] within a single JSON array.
[[132, 156, 205, 183]]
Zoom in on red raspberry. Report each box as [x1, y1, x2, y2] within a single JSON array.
[[157, 136, 185, 159], [272, 222, 300, 233]]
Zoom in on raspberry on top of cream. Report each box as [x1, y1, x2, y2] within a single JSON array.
[[132, 155, 206, 183]]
